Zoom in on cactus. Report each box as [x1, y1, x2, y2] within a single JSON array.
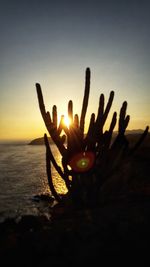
[[36, 68, 149, 208]]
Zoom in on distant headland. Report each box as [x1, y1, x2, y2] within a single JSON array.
[[28, 137, 52, 145], [28, 130, 149, 146]]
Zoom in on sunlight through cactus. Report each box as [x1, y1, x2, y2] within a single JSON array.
[[36, 68, 149, 208]]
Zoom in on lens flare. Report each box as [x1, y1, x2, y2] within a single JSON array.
[[69, 151, 95, 172]]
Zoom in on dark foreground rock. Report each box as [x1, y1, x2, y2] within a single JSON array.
[[1, 193, 150, 266]]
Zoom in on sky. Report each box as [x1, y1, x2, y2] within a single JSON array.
[[0, 0, 150, 141]]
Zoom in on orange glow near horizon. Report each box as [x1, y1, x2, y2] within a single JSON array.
[[0, 69, 149, 143], [0, 105, 149, 142]]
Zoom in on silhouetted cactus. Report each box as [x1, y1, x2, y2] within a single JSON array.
[[36, 68, 149, 208]]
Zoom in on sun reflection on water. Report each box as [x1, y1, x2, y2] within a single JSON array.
[[0, 143, 68, 220], [49, 145, 68, 195]]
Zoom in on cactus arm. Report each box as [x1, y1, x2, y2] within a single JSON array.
[[44, 134, 61, 202], [36, 83, 66, 156], [80, 68, 90, 135]]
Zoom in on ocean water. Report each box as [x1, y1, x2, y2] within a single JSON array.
[[0, 143, 67, 221]]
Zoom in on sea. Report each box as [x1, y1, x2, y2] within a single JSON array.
[[0, 142, 67, 222]]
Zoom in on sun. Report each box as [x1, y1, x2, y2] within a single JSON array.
[[63, 116, 72, 128]]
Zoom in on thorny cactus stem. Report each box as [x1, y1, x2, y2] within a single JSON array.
[[36, 68, 149, 207]]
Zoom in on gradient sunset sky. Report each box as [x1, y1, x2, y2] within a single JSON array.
[[0, 0, 150, 141]]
